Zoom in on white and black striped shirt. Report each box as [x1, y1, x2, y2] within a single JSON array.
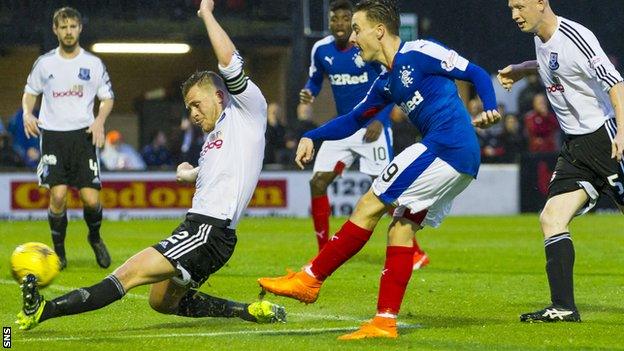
[[534, 16, 623, 135], [189, 52, 267, 229], [25, 47, 114, 131]]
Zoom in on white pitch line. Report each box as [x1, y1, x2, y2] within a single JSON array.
[[1, 279, 367, 322], [15, 324, 422, 343]]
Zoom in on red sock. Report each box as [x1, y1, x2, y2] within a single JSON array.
[[311, 195, 331, 250], [377, 246, 416, 315], [412, 237, 424, 255], [309, 220, 373, 281]]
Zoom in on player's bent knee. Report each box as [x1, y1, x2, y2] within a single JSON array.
[[49, 194, 67, 210], [310, 174, 333, 194], [82, 199, 100, 210], [148, 296, 177, 314], [539, 206, 567, 236]]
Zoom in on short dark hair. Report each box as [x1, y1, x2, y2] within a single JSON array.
[[330, 0, 353, 13], [181, 70, 225, 99], [354, 0, 400, 35], [53, 7, 82, 27]]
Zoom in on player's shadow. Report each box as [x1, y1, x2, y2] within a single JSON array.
[[576, 303, 624, 317], [125, 320, 362, 337], [398, 312, 506, 334], [61, 258, 109, 269], [124, 319, 234, 332]]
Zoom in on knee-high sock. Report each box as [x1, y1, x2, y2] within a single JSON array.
[[40, 275, 125, 322], [84, 205, 103, 242], [176, 289, 255, 321], [311, 195, 331, 250], [48, 210, 68, 258], [308, 220, 373, 281], [377, 246, 416, 315], [545, 232, 576, 309]]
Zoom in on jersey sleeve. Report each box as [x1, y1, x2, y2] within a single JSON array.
[[304, 43, 325, 96], [303, 76, 391, 141], [96, 61, 114, 100], [218, 51, 267, 122], [24, 57, 46, 95], [572, 28, 623, 91], [413, 41, 497, 110]]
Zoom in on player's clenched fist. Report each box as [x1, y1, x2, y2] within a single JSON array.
[[295, 137, 315, 170], [197, 0, 215, 17], [176, 162, 198, 182], [472, 109, 501, 129]]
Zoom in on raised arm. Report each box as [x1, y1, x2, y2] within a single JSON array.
[[197, 0, 236, 67]]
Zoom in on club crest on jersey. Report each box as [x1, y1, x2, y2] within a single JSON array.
[[548, 52, 560, 70], [352, 53, 365, 68], [78, 68, 91, 80], [399, 65, 414, 88]]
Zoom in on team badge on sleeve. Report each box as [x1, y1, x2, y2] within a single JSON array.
[[548, 52, 560, 70], [400, 65, 414, 88], [78, 68, 91, 80]]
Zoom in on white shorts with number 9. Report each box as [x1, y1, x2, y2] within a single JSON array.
[[313, 127, 393, 176], [372, 143, 473, 228]]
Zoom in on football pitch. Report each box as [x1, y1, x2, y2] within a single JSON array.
[[1, 215, 622, 350]]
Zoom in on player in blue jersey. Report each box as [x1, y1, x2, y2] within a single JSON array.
[[259, 0, 500, 340], [301, 0, 429, 270]]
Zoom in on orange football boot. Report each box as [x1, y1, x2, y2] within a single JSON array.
[[258, 270, 322, 304], [412, 251, 430, 270], [338, 316, 398, 340]]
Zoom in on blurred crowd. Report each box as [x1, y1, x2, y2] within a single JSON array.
[[0, 73, 562, 170]]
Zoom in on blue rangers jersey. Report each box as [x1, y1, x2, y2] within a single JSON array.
[[305, 39, 497, 178], [305, 35, 392, 127]]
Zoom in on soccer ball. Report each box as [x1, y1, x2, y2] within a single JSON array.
[[10, 242, 61, 287]]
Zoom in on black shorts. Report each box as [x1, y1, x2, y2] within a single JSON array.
[[549, 119, 624, 208], [153, 213, 236, 288], [38, 128, 101, 190]]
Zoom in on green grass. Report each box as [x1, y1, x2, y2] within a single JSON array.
[[0, 215, 623, 350]]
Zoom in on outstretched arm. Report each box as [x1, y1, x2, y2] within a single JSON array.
[[414, 42, 501, 128], [295, 79, 390, 169], [497, 60, 538, 91], [197, 0, 236, 67], [303, 79, 389, 141]]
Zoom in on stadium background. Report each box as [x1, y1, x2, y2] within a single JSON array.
[[1, 0, 623, 217], [0, 1, 623, 349]]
